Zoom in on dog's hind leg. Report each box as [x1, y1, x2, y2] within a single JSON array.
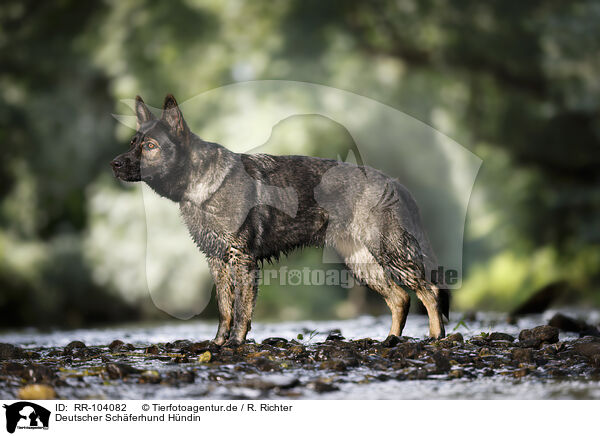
[[415, 282, 445, 339], [208, 258, 235, 345], [335, 238, 411, 337], [385, 290, 411, 337], [371, 229, 446, 339], [225, 251, 258, 347]]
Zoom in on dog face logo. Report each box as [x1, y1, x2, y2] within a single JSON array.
[[3, 402, 50, 433]]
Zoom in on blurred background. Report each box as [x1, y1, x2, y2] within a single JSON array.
[[1, 0, 599, 330]]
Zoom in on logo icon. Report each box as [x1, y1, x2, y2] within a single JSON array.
[[3, 402, 50, 433]]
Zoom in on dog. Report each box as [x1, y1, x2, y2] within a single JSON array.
[[111, 94, 449, 347]]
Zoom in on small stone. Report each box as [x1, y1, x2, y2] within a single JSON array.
[[188, 341, 211, 354], [489, 332, 515, 342], [449, 369, 464, 378], [479, 348, 492, 357], [548, 313, 590, 333], [519, 326, 559, 346], [261, 337, 288, 347], [489, 340, 515, 348], [309, 380, 339, 393], [18, 384, 56, 400], [573, 342, 600, 358], [198, 351, 211, 363], [171, 339, 192, 349], [140, 370, 161, 384], [1, 362, 25, 375], [105, 362, 140, 379], [252, 357, 279, 372], [65, 340, 86, 350], [440, 333, 463, 346], [0, 343, 23, 360], [432, 351, 451, 372], [145, 345, 159, 354], [288, 345, 306, 356], [326, 332, 345, 342], [391, 343, 423, 359], [513, 367, 529, 378], [22, 364, 54, 383], [512, 348, 534, 363], [579, 328, 600, 338], [108, 340, 125, 351], [243, 375, 299, 390], [319, 360, 348, 371]]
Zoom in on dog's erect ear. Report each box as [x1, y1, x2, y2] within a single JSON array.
[[161, 94, 189, 137], [135, 96, 154, 129]]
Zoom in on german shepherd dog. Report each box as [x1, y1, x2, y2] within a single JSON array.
[[111, 95, 449, 347]]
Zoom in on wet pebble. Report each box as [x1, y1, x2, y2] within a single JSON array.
[[308, 379, 339, 393], [18, 384, 56, 400], [1, 361, 25, 375], [139, 370, 161, 384], [548, 313, 591, 333], [513, 367, 530, 378], [108, 340, 134, 352], [65, 340, 86, 350], [573, 342, 600, 361], [439, 333, 463, 347], [0, 343, 24, 360], [198, 351, 212, 363], [489, 332, 515, 342], [145, 345, 159, 354], [242, 375, 299, 390], [319, 360, 348, 372], [326, 332, 345, 342], [519, 325, 559, 347], [262, 337, 288, 347], [105, 362, 141, 379], [432, 351, 451, 372], [22, 364, 55, 384], [164, 370, 195, 384], [512, 348, 534, 363]]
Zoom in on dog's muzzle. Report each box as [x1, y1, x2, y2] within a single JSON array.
[[110, 158, 140, 181]]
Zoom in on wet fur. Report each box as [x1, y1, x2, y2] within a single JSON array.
[[112, 95, 448, 346]]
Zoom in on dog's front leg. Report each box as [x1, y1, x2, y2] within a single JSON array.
[[208, 258, 234, 345], [224, 252, 258, 347]]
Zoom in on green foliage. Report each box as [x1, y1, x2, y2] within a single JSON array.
[[452, 317, 469, 332]]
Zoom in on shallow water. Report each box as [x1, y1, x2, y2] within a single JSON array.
[[1, 310, 599, 400]]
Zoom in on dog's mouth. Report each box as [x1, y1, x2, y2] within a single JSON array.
[[114, 171, 141, 182], [111, 164, 141, 182]]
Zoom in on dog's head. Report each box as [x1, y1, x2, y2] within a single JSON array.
[[111, 94, 190, 187]]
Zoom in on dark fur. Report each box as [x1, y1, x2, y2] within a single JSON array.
[[112, 95, 449, 346]]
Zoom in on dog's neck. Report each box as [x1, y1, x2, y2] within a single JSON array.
[[144, 134, 235, 204], [180, 138, 237, 207]]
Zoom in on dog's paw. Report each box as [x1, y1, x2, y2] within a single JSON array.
[[223, 338, 242, 348], [211, 337, 226, 346]]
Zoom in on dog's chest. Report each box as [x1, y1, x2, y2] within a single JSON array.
[[179, 200, 231, 259]]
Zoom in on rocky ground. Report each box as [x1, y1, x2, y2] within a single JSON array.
[[1, 312, 600, 400]]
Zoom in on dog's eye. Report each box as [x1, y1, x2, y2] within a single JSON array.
[[144, 141, 157, 150]]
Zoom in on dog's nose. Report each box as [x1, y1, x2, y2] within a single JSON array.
[[111, 159, 123, 169]]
